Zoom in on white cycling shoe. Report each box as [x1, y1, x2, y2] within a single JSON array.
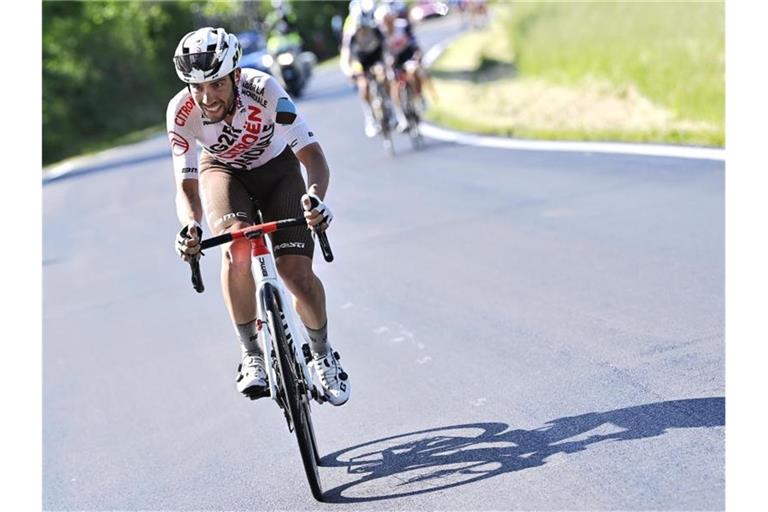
[[236, 354, 269, 398], [364, 115, 378, 138], [396, 114, 410, 133], [310, 350, 350, 406]]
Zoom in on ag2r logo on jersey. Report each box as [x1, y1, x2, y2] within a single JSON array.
[[169, 131, 190, 156]]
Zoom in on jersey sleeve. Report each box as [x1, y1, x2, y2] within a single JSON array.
[[261, 75, 319, 153], [165, 93, 199, 182]]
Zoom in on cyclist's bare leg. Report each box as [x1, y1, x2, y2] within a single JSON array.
[[356, 72, 377, 135], [277, 256, 349, 405], [355, 74, 371, 106], [374, 63, 391, 94], [419, 67, 438, 103], [276, 254, 327, 330], [220, 220, 257, 324], [390, 70, 402, 110]]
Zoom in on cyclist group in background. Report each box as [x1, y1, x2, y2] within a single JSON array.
[[340, 0, 436, 137]]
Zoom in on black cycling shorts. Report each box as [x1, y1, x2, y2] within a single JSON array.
[[356, 46, 384, 72], [393, 45, 418, 69], [198, 145, 314, 259]]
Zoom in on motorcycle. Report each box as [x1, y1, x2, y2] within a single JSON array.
[[266, 30, 316, 98]]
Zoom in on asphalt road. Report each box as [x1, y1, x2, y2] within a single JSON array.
[[43, 14, 724, 511]]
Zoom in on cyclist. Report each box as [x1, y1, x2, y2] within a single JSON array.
[[168, 27, 350, 406], [376, 3, 436, 116], [340, 1, 406, 136], [375, 4, 420, 117]]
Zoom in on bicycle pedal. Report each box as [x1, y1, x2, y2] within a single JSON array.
[[243, 385, 270, 400]]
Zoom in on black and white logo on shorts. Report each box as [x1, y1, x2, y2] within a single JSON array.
[[274, 242, 306, 251]]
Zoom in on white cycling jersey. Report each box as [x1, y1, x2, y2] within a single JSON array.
[[166, 68, 317, 181]]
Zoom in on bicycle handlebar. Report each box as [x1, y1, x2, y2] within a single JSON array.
[[187, 217, 333, 293]]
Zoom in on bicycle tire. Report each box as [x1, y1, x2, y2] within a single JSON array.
[[402, 82, 423, 150], [303, 396, 322, 465], [265, 284, 323, 501], [372, 79, 396, 157]]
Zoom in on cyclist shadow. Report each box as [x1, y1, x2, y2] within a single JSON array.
[[320, 397, 724, 503]]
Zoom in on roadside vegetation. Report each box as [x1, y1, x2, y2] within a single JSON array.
[[426, 1, 724, 146], [43, 0, 346, 167]]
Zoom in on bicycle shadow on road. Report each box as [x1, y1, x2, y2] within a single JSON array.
[[321, 397, 724, 503]]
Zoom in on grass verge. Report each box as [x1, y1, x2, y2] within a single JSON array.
[[426, 2, 724, 146]]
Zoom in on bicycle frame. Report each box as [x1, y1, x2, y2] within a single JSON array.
[[188, 217, 330, 499], [190, 218, 334, 405], [365, 65, 396, 156], [248, 229, 322, 406]]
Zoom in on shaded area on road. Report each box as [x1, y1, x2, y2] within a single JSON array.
[[321, 397, 724, 502], [43, 149, 171, 186]]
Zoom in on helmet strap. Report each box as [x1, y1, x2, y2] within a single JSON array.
[[227, 71, 238, 116]]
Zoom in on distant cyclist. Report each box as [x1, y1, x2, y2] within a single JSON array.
[[168, 27, 350, 405], [340, 1, 406, 136], [375, 3, 430, 118]]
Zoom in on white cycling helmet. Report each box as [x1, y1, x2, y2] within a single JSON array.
[[173, 27, 242, 84], [355, 7, 378, 29]]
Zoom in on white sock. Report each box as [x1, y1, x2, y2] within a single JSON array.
[[235, 320, 263, 358]]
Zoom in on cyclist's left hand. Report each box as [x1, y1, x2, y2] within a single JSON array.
[[301, 186, 333, 233]]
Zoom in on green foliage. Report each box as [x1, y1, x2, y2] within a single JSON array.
[[505, 1, 724, 125], [43, 0, 203, 164], [42, 0, 345, 166], [286, 0, 348, 57], [427, 1, 724, 147]]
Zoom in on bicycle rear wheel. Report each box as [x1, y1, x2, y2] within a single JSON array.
[[373, 80, 396, 157], [402, 82, 423, 150], [266, 285, 323, 501]]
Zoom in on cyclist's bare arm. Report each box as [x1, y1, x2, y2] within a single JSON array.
[[176, 178, 204, 226], [296, 142, 331, 229], [339, 45, 354, 77], [295, 142, 330, 200], [174, 178, 204, 261]]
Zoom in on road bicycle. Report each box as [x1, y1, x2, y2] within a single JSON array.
[[186, 211, 334, 502], [394, 65, 424, 150], [366, 63, 397, 157]]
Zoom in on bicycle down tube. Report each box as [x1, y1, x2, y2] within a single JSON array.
[[186, 218, 330, 500], [187, 218, 333, 406]]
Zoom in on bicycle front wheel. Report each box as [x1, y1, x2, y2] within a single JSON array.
[[402, 82, 423, 150], [266, 285, 323, 501]]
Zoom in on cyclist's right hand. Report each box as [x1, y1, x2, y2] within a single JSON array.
[[175, 221, 203, 262]]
